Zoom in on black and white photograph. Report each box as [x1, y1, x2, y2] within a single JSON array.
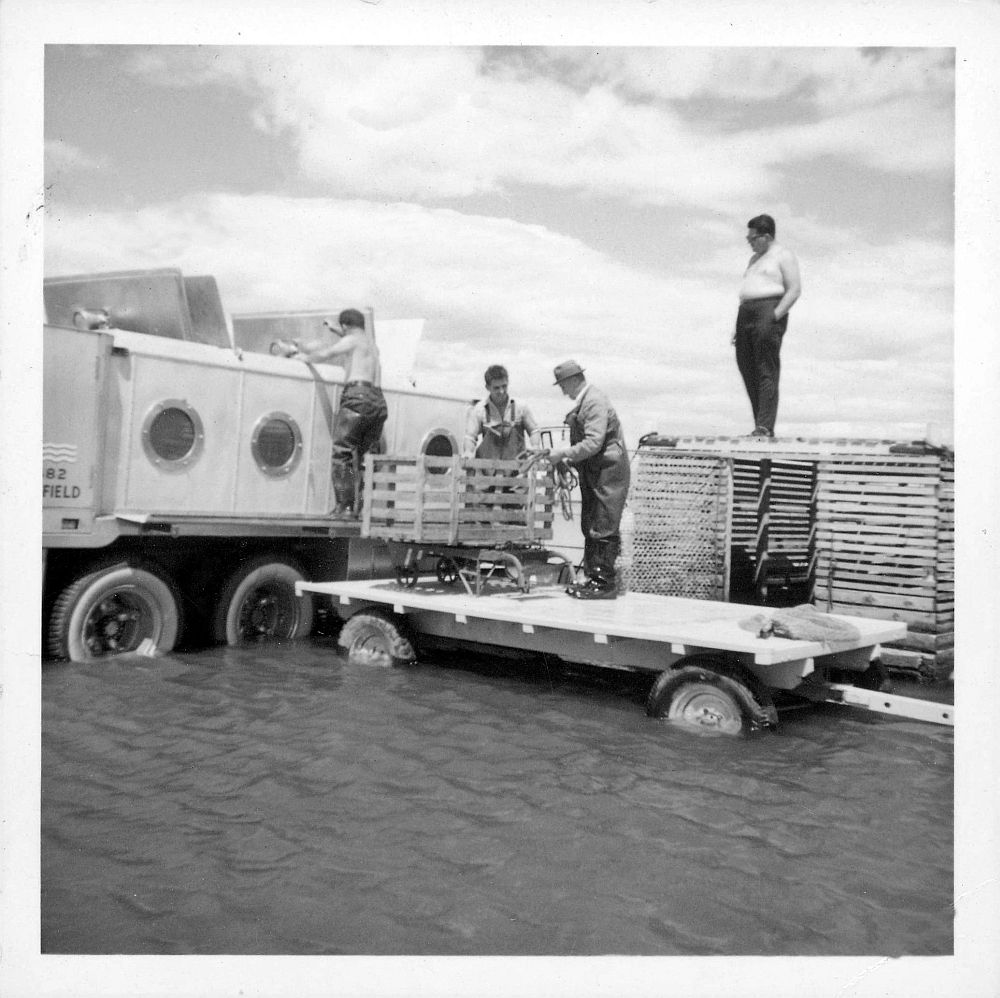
[[1, 2, 998, 997]]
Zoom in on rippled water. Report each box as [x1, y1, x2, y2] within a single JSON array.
[[41, 638, 953, 956]]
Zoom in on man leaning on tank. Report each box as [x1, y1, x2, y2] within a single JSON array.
[[287, 308, 388, 519]]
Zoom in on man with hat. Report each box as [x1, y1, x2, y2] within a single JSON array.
[[544, 360, 630, 600]]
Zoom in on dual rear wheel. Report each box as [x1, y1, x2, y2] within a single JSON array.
[[47, 555, 314, 662]]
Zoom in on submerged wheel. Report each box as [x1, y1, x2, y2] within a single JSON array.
[[338, 610, 416, 667], [213, 558, 313, 645], [47, 561, 181, 661], [664, 681, 745, 735], [647, 662, 759, 736]]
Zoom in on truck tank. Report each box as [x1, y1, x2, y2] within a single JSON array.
[[42, 268, 472, 661]]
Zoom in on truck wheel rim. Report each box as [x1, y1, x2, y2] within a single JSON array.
[[237, 583, 298, 640], [667, 683, 743, 734], [83, 592, 157, 657]]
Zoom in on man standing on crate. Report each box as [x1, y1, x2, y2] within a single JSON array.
[[733, 214, 801, 438], [542, 360, 630, 600], [289, 309, 388, 519], [463, 364, 540, 461]]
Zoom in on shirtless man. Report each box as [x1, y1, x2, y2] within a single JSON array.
[[290, 308, 388, 517], [733, 214, 801, 437]]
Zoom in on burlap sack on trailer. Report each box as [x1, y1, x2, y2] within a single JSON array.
[[740, 603, 863, 643]]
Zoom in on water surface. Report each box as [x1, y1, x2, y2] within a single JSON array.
[[41, 638, 953, 955]]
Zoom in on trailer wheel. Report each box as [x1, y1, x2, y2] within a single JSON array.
[[436, 557, 459, 586], [647, 662, 769, 736], [338, 610, 416, 667], [47, 561, 181, 662], [213, 558, 314, 645], [661, 679, 745, 735]]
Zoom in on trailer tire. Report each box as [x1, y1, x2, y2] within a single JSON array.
[[647, 658, 777, 735], [854, 658, 892, 692], [213, 557, 314, 645], [47, 561, 181, 662], [338, 609, 416, 667]]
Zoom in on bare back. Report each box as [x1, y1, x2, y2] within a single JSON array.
[[339, 328, 382, 385]]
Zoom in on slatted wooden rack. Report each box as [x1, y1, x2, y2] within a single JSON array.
[[361, 453, 555, 546]]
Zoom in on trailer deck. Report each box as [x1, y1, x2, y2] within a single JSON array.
[[297, 574, 952, 731], [301, 576, 903, 669]]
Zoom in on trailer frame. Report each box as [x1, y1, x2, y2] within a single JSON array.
[[296, 574, 953, 733]]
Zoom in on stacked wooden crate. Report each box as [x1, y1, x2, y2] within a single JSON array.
[[814, 449, 954, 681], [632, 436, 954, 682], [361, 454, 555, 546]]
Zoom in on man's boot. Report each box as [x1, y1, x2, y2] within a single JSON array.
[[570, 539, 618, 600], [331, 465, 355, 518]]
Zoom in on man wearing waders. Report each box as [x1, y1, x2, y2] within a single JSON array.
[[462, 365, 540, 461], [545, 360, 630, 600], [290, 308, 388, 518]]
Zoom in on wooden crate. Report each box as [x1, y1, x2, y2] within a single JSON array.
[[631, 436, 955, 682], [814, 453, 954, 681], [361, 454, 555, 546]]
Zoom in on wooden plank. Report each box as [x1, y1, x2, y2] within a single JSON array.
[[817, 492, 940, 509], [814, 539, 940, 559], [820, 601, 942, 630], [362, 452, 375, 536], [890, 630, 954, 653], [413, 456, 426, 543], [818, 584, 936, 612], [448, 454, 461, 544]]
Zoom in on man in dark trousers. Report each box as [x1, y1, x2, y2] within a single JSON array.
[[545, 360, 630, 600], [734, 214, 801, 437], [291, 308, 388, 518]]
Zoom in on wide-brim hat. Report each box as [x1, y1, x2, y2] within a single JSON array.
[[553, 360, 585, 384]]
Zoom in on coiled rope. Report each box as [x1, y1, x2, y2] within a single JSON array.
[[518, 451, 578, 521]]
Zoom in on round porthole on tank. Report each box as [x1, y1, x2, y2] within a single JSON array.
[[251, 412, 303, 477], [141, 399, 205, 471], [419, 428, 458, 474]]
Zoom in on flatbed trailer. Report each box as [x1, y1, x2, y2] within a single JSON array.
[[297, 573, 955, 735]]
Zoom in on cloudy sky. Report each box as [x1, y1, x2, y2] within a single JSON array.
[[43, 44, 955, 444]]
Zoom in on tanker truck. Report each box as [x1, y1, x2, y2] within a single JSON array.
[[42, 268, 469, 661]]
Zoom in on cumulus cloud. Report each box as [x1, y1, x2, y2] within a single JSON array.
[[44, 192, 953, 442], [115, 46, 953, 208], [44, 139, 108, 173]]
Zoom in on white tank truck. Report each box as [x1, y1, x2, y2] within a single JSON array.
[[42, 268, 470, 661]]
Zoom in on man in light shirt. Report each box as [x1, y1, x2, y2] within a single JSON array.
[[733, 214, 801, 437], [462, 364, 540, 460]]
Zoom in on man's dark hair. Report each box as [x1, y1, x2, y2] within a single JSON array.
[[338, 308, 366, 330], [747, 214, 776, 238], [484, 364, 508, 385]]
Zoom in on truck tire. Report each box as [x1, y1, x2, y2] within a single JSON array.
[[213, 557, 314, 645], [47, 561, 181, 662], [338, 609, 416, 667]]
